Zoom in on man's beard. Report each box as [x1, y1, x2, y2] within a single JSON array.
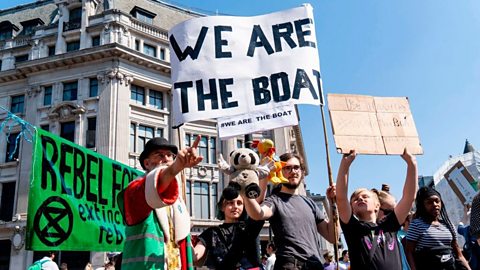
[[283, 182, 300, 190]]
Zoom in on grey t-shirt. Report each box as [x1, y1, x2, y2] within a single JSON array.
[[263, 192, 325, 262]]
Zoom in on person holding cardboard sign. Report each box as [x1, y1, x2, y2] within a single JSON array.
[[119, 136, 203, 270], [335, 149, 417, 270]]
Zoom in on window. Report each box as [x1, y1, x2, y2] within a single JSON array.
[[61, 122, 75, 142], [193, 182, 209, 219], [237, 139, 244, 149], [86, 117, 96, 148], [143, 43, 156, 57], [186, 180, 191, 214], [10, 95, 24, 114], [22, 24, 36, 35], [5, 133, 20, 162], [131, 126, 162, 154], [15, 54, 29, 63], [149, 90, 163, 109], [48, 46, 56, 56], [131, 7, 156, 24], [211, 183, 218, 217], [63, 81, 78, 101], [92, 36, 100, 47], [137, 125, 154, 154], [156, 128, 163, 138], [0, 239, 11, 268], [89, 78, 98, 97], [135, 40, 140, 51], [0, 182, 15, 222], [70, 8, 82, 22], [210, 137, 216, 164], [0, 23, 13, 41], [130, 124, 136, 153], [66, 40, 80, 52], [20, 19, 44, 36], [160, 48, 165, 60], [0, 29, 12, 40], [198, 136, 208, 162], [131, 85, 145, 105], [136, 12, 154, 24], [185, 134, 191, 147], [185, 133, 216, 164], [64, 7, 82, 31], [43, 86, 52, 105]]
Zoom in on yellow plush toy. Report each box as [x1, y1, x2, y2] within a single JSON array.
[[252, 139, 289, 184]]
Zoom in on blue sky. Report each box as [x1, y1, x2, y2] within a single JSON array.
[[3, 0, 479, 200]]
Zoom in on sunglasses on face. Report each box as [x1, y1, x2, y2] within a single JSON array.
[[283, 165, 301, 172]]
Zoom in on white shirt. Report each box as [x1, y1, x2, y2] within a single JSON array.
[[265, 253, 276, 270], [339, 261, 350, 270], [40, 257, 59, 270]]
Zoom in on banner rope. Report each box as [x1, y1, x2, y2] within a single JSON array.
[[0, 106, 36, 160]]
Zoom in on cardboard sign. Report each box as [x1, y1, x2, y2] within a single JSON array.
[[169, 5, 323, 127], [444, 161, 477, 204], [328, 94, 423, 155], [26, 128, 143, 251], [217, 105, 298, 139]]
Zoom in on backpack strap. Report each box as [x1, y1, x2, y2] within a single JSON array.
[[37, 259, 50, 265]]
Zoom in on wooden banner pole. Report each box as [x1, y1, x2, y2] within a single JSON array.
[[177, 127, 187, 202], [319, 85, 340, 270]]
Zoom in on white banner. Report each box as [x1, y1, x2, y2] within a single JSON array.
[[217, 105, 298, 139], [169, 4, 322, 127]]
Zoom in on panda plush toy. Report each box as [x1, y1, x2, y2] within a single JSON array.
[[218, 148, 269, 199]]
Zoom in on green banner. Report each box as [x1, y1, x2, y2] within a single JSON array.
[[26, 128, 143, 251]]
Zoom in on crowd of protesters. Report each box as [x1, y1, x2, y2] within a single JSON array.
[[116, 136, 479, 270]]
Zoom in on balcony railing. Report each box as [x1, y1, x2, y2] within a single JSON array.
[[64, 20, 81, 31], [0, 37, 32, 50], [130, 18, 168, 40], [14, 37, 31, 47]]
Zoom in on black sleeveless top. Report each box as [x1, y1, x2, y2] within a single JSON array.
[[198, 219, 264, 269]]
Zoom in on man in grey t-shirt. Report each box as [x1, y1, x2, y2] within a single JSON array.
[[243, 152, 338, 270]]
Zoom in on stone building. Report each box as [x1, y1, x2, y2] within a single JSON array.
[[0, 0, 307, 268]]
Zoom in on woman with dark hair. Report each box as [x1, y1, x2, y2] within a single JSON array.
[[405, 187, 471, 270], [193, 186, 265, 269]]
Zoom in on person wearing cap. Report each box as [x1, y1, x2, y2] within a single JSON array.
[[120, 136, 203, 270]]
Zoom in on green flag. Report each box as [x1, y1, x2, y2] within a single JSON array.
[[26, 128, 143, 251]]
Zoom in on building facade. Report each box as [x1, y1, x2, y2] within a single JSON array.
[[0, 0, 307, 269]]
